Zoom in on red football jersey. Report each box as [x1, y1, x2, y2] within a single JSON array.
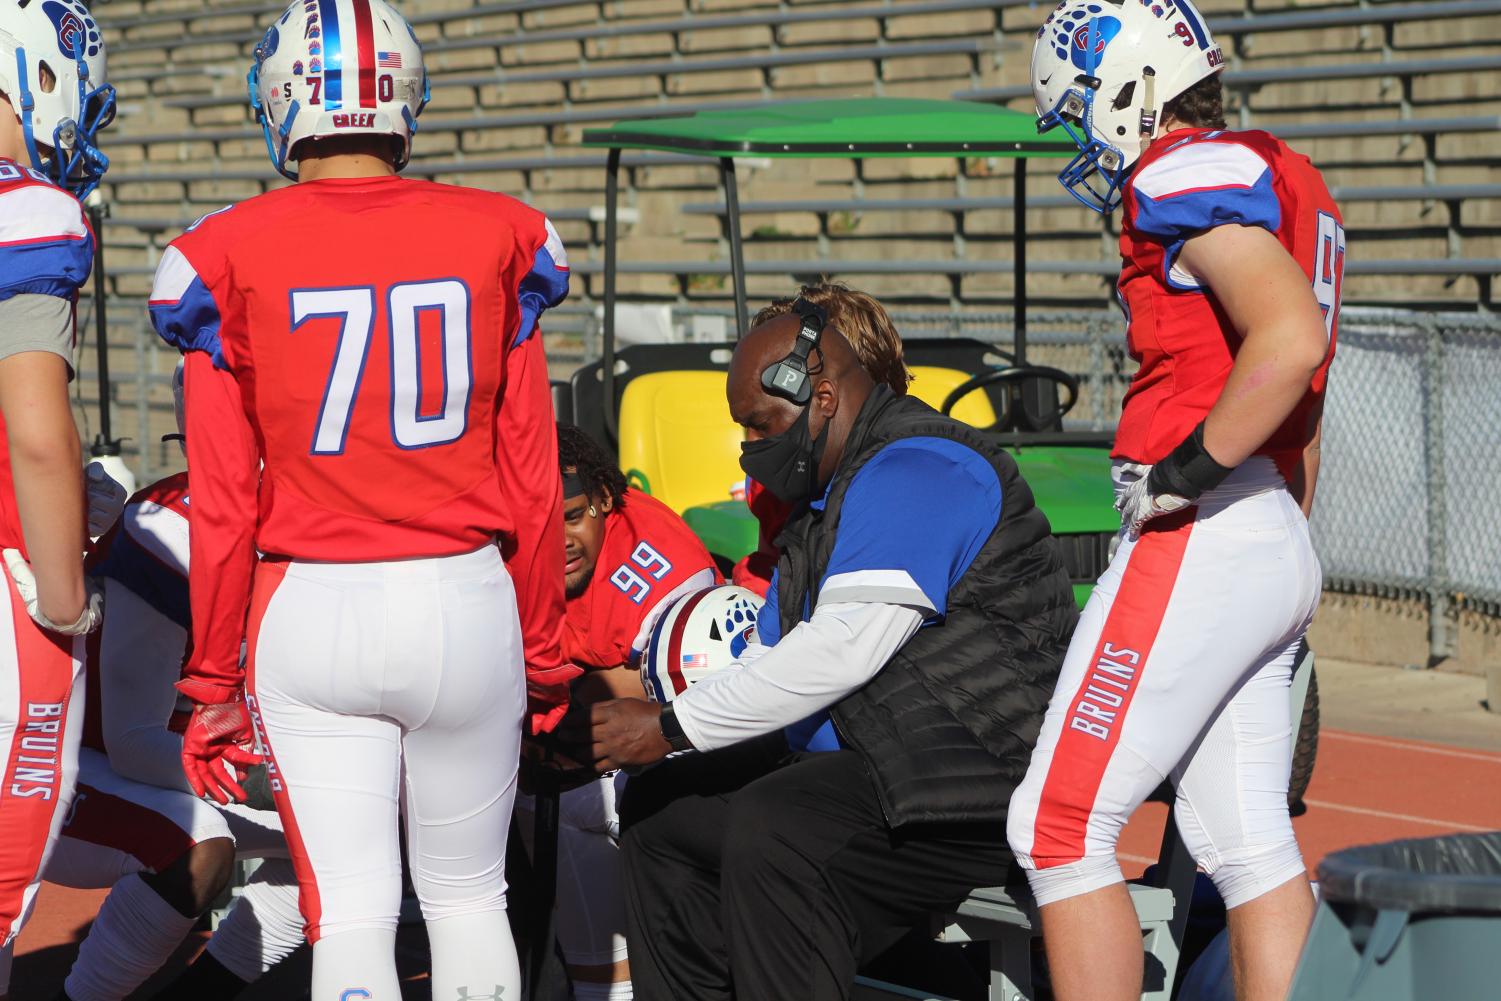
[[0, 159, 94, 553], [563, 490, 719, 670], [1114, 128, 1343, 472], [149, 176, 571, 705]]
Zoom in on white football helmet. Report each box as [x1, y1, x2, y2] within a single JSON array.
[[641, 585, 764, 703], [0, 0, 114, 197], [1031, 0, 1224, 213], [249, 0, 429, 181]]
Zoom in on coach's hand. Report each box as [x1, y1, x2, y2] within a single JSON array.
[[557, 698, 672, 773], [182, 700, 262, 805]]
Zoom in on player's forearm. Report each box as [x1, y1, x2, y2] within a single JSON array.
[[1289, 416, 1323, 518], [182, 352, 260, 700], [497, 333, 567, 672], [1201, 321, 1325, 468], [1179, 225, 1329, 469], [672, 601, 924, 751], [0, 354, 87, 622]]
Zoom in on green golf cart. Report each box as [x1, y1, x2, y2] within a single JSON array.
[[553, 97, 1320, 999], [567, 97, 1119, 608]]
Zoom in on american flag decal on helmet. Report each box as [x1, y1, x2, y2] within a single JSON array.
[[377, 50, 402, 68]]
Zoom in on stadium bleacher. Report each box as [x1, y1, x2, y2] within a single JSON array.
[[80, 0, 1501, 478]]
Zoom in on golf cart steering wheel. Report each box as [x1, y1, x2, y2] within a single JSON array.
[[940, 365, 1079, 432]]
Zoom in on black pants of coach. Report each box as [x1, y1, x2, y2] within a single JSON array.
[[619, 737, 1017, 1001]]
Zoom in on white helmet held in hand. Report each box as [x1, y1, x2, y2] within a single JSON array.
[[0, 0, 115, 197], [1031, 0, 1224, 213], [249, 0, 429, 181], [641, 585, 764, 703]]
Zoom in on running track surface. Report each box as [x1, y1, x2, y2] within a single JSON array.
[[12, 728, 1501, 999]]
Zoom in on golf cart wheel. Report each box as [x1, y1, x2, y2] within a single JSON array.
[[1288, 656, 1319, 815]]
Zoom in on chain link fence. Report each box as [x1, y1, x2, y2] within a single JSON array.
[[88, 301, 1500, 655], [1309, 309, 1501, 660], [567, 302, 1501, 656]]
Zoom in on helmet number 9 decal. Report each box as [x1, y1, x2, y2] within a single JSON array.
[[292, 280, 473, 455], [1173, 22, 1195, 46]]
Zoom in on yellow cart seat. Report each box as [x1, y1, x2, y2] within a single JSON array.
[[907, 365, 997, 428], [617, 370, 743, 515], [617, 366, 997, 515]]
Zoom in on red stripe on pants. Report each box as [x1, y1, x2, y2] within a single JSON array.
[[60, 783, 200, 873], [1030, 510, 1195, 867], [0, 583, 79, 939], [242, 559, 327, 939], [352, 0, 377, 108]]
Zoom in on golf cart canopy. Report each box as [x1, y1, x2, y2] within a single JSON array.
[[579, 97, 1081, 441], [580, 98, 1076, 159]]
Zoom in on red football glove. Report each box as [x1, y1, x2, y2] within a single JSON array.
[[528, 663, 583, 736], [181, 700, 262, 804]]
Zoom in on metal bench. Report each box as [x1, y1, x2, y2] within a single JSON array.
[[100, 0, 1501, 76], [102, 0, 592, 55], [954, 52, 1501, 105], [101, 203, 637, 233], [101, 150, 710, 187], [680, 182, 1501, 220], [157, 36, 999, 112]]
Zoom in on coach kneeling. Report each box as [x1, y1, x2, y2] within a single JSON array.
[[563, 296, 1077, 1001]]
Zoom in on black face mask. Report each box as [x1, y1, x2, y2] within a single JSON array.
[[739, 405, 830, 506]]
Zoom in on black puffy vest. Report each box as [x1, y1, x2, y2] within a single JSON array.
[[774, 387, 1077, 827]]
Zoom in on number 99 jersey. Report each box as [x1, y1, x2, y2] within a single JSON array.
[[563, 490, 720, 671], [149, 175, 570, 697]]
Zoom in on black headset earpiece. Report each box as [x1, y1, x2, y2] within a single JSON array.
[[760, 298, 828, 407]]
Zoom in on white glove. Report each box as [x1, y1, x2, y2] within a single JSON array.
[[85, 460, 129, 539], [1115, 462, 1192, 538], [2, 549, 105, 635]]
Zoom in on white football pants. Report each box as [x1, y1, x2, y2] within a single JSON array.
[[247, 543, 525, 1001], [518, 769, 631, 969], [1008, 458, 1321, 910]]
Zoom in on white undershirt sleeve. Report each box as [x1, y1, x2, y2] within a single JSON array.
[[669, 600, 925, 752], [99, 580, 195, 793]]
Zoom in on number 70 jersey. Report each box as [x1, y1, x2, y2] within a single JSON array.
[[148, 174, 570, 560]]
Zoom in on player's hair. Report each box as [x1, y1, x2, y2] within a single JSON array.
[[557, 424, 630, 509], [1164, 74, 1226, 131], [295, 133, 402, 165], [753, 282, 912, 395]]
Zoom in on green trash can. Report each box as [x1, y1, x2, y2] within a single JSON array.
[[1289, 832, 1501, 1001]]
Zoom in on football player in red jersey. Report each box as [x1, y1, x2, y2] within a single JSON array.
[[530, 425, 718, 1001], [146, 2, 573, 997], [560, 425, 720, 697], [0, 4, 114, 992], [1007, 3, 1342, 1000]]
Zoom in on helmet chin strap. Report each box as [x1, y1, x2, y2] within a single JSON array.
[[1137, 66, 1158, 158]]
